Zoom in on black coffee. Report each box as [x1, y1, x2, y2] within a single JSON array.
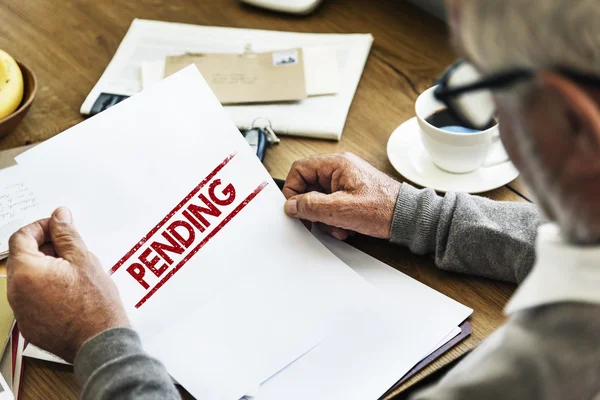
[[425, 108, 496, 133]]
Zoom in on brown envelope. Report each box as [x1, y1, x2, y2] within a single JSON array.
[[164, 49, 307, 104]]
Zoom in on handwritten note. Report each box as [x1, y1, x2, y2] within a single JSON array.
[[0, 165, 40, 257]]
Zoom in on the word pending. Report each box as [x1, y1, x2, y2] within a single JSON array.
[[109, 152, 268, 308]]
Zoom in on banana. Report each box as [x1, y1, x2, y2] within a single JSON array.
[[0, 49, 24, 120]]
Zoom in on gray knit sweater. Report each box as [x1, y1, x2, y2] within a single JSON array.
[[74, 183, 600, 399]]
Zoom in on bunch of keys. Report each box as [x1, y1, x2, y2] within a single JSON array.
[[241, 118, 280, 162]]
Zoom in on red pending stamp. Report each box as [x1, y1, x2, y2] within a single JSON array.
[[109, 152, 268, 308]]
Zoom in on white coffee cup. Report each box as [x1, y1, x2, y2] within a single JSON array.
[[415, 86, 508, 174]]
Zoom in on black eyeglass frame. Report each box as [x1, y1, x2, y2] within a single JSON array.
[[433, 60, 600, 130]]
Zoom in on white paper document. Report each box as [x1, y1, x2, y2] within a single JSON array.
[[81, 19, 372, 140], [18, 67, 470, 399], [0, 166, 40, 258], [303, 46, 341, 96], [253, 232, 471, 400]]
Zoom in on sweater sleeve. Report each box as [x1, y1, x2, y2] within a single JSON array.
[[74, 328, 181, 400], [390, 183, 544, 283]]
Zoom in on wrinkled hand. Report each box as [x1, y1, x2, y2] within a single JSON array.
[[283, 153, 401, 240], [7, 207, 129, 362]]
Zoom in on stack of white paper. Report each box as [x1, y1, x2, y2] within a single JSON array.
[[256, 231, 470, 400], [80, 19, 373, 140], [18, 67, 470, 399]]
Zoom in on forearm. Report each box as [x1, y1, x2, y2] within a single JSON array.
[[390, 183, 544, 283], [75, 328, 180, 400]]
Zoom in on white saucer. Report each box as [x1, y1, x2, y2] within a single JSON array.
[[387, 118, 519, 194]]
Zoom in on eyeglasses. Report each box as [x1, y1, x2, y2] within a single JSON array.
[[433, 60, 600, 130]]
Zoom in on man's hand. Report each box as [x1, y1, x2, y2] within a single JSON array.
[[7, 207, 130, 363], [283, 153, 401, 240]]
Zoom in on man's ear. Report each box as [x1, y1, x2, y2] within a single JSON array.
[[539, 71, 600, 150], [445, 0, 462, 29]]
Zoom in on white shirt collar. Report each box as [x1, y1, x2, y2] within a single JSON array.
[[505, 223, 600, 315]]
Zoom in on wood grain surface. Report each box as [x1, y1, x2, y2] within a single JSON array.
[[0, 1, 531, 399]]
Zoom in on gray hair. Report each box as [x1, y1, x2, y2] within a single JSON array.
[[459, 0, 600, 75], [458, 0, 600, 243]]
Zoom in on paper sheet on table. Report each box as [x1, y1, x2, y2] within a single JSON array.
[[142, 46, 340, 97], [0, 166, 40, 258], [16, 66, 428, 399], [302, 46, 340, 96], [81, 19, 370, 140], [254, 231, 472, 400], [21, 345, 67, 365]]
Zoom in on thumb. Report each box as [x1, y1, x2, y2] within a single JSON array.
[[285, 191, 346, 226], [48, 207, 89, 264]]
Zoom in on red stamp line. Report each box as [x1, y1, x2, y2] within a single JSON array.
[[109, 153, 237, 275], [134, 180, 269, 308]]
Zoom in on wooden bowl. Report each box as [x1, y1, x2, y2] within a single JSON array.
[[0, 61, 37, 139]]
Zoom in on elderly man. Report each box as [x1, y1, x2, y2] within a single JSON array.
[[7, 0, 600, 398]]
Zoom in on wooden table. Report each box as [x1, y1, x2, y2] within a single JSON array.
[[0, 1, 533, 398]]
